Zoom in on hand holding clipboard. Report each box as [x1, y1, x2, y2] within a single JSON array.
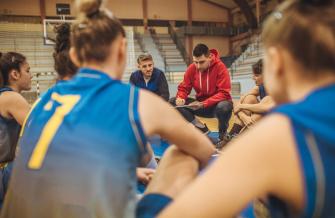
[[175, 101, 204, 110]]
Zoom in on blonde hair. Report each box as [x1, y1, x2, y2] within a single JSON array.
[[137, 53, 153, 64], [72, 0, 125, 64], [262, 0, 335, 75]]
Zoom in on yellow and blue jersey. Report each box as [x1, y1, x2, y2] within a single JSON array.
[[1, 68, 147, 218]]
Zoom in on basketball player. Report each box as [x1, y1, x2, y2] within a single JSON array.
[[53, 22, 157, 184], [218, 59, 275, 147], [0, 52, 31, 207], [138, 0, 335, 217], [0, 0, 215, 217]]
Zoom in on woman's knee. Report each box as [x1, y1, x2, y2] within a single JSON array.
[[242, 95, 258, 104], [251, 113, 262, 122]]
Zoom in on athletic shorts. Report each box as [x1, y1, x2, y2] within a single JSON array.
[[0, 162, 13, 208], [136, 193, 172, 218]]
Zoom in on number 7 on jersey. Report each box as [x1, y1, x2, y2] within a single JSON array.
[[28, 93, 80, 170]]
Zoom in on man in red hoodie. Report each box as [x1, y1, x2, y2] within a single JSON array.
[[170, 44, 233, 143]]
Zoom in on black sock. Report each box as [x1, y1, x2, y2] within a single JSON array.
[[228, 123, 243, 136]]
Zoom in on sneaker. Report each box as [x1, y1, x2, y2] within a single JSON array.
[[215, 138, 229, 150], [215, 133, 236, 150], [208, 135, 221, 146], [196, 124, 210, 135]]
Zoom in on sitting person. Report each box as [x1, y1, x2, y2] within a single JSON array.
[[0, 1, 215, 217], [54, 22, 157, 186], [0, 52, 32, 207], [130, 53, 169, 101], [138, 0, 335, 218], [136, 0, 335, 217], [221, 59, 275, 147], [169, 43, 233, 143]]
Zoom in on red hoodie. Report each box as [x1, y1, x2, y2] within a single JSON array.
[[176, 49, 232, 108]]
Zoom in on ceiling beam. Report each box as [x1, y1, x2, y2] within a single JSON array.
[[188, 0, 193, 26], [200, 0, 230, 11], [142, 0, 148, 30], [233, 0, 258, 28], [187, 0, 193, 64], [39, 0, 46, 21]]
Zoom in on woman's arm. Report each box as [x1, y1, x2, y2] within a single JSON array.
[[2, 92, 30, 125], [159, 114, 304, 217], [238, 96, 275, 114], [239, 86, 260, 103]]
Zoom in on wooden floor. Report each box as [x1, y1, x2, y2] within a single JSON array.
[[197, 99, 238, 132], [198, 115, 235, 132]]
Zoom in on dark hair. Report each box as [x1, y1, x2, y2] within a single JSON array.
[[137, 53, 153, 64], [193, 44, 210, 57], [72, 0, 126, 64], [53, 23, 78, 79], [262, 0, 335, 76], [252, 59, 263, 75], [0, 52, 26, 86]]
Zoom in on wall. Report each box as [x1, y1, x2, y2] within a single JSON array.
[[0, 0, 40, 16], [152, 26, 168, 34], [0, 0, 230, 56], [106, 0, 142, 19], [0, 0, 76, 17], [193, 36, 230, 56], [147, 0, 228, 22], [192, 0, 228, 22], [147, 0, 187, 21], [0, 0, 229, 22], [45, 0, 75, 16]]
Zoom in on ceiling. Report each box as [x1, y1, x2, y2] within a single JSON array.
[[206, 0, 238, 9], [204, 0, 257, 10]]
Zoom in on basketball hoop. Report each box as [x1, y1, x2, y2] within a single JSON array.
[[43, 18, 74, 45]]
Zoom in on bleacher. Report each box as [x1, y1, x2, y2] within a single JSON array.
[[152, 33, 188, 84], [0, 22, 244, 101], [0, 22, 56, 99], [155, 34, 187, 72], [0, 23, 141, 98], [134, 38, 144, 58], [229, 36, 264, 96]]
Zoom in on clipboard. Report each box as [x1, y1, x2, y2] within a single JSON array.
[[175, 105, 194, 109]]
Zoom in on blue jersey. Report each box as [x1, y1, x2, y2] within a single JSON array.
[[258, 84, 267, 100], [1, 68, 147, 218], [0, 87, 21, 208], [269, 84, 335, 218], [0, 87, 21, 163]]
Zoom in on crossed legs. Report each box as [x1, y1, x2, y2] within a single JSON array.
[[136, 146, 199, 218], [232, 95, 262, 133], [144, 145, 199, 198]]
